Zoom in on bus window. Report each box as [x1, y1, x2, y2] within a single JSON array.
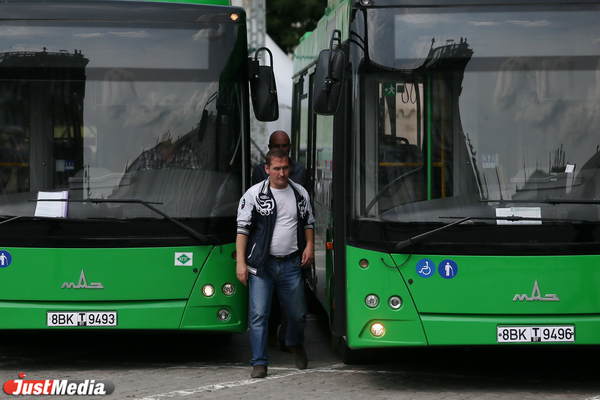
[[297, 76, 311, 168], [376, 80, 426, 211]]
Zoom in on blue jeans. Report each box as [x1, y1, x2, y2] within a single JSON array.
[[249, 254, 307, 366]]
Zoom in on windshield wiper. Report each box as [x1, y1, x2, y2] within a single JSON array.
[[0, 215, 23, 226], [29, 198, 213, 245], [481, 198, 600, 205], [545, 199, 600, 205], [396, 216, 473, 251], [395, 214, 590, 251]]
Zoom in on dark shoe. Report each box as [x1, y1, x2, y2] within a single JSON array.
[[251, 364, 267, 378], [290, 345, 307, 369]]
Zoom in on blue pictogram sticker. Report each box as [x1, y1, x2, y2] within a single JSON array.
[[439, 259, 458, 279], [0, 250, 12, 268], [416, 259, 435, 278]]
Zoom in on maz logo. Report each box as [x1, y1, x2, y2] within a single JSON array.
[[61, 270, 104, 289], [513, 279, 559, 302]]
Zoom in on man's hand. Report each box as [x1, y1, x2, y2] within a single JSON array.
[[236, 260, 248, 286], [301, 247, 314, 268], [236, 233, 249, 285], [301, 228, 315, 268]]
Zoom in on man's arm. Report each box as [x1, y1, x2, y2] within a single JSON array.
[[235, 233, 249, 286], [301, 228, 314, 268]]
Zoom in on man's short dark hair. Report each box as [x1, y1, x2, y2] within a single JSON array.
[[266, 148, 290, 166]]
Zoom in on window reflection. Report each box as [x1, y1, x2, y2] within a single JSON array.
[[0, 22, 243, 220], [360, 6, 600, 223]]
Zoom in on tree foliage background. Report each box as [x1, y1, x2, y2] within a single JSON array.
[[266, 0, 328, 54]]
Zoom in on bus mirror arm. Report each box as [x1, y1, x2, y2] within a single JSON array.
[[326, 30, 341, 79], [323, 31, 341, 92]]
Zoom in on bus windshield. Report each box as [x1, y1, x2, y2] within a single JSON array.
[[358, 4, 600, 226], [0, 14, 244, 219]]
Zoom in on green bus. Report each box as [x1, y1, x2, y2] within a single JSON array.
[[292, 0, 600, 361], [0, 0, 278, 334]]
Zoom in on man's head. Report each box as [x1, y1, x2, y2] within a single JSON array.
[[268, 130, 291, 155], [265, 148, 290, 189]]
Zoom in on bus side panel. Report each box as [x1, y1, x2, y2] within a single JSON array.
[[420, 314, 600, 345], [0, 246, 212, 330], [391, 254, 600, 345], [393, 254, 600, 315], [180, 243, 248, 332], [0, 300, 187, 330], [345, 246, 428, 348], [0, 247, 209, 301]]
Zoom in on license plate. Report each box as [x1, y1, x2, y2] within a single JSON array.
[[47, 311, 117, 327], [497, 325, 575, 343]]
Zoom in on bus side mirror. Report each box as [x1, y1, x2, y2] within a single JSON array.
[[249, 47, 279, 122], [313, 30, 345, 115]]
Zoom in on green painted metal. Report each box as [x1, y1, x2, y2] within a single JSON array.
[[345, 246, 427, 348], [1, 247, 209, 302], [344, 244, 600, 348], [0, 244, 247, 331], [391, 253, 600, 316], [181, 243, 248, 332]]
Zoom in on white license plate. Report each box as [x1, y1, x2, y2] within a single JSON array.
[[47, 311, 117, 327], [497, 326, 575, 343]]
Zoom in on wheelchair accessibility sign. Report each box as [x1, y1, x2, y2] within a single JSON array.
[[416, 258, 459, 279], [416, 259, 435, 278]]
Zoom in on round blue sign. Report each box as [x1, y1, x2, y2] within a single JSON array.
[[0, 250, 12, 268], [416, 259, 436, 278], [439, 259, 458, 279]]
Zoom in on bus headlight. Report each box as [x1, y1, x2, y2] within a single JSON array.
[[370, 323, 385, 337], [202, 284, 215, 297], [388, 296, 402, 310], [217, 309, 230, 322], [365, 294, 379, 308], [222, 283, 235, 296]]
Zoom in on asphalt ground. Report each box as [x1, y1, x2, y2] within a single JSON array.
[[1, 307, 600, 400]]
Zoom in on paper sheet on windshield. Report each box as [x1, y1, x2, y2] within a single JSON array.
[[35, 191, 68, 218], [495, 207, 541, 225]]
